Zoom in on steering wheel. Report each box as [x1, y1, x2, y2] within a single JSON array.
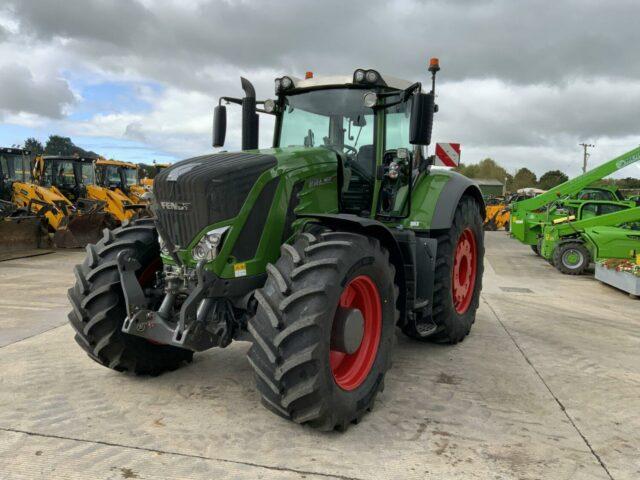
[[324, 143, 358, 155], [340, 144, 358, 155]]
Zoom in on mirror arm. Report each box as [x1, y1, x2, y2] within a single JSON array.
[[219, 96, 242, 106]]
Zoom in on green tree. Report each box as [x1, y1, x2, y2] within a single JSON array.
[[456, 158, 508, 183], [512, 167, 537, 191], [538, 170, 569, 190], [44, 135, 98, 158], [23, 137, 44, 154]]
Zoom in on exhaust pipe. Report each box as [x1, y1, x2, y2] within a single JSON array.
[[240, 77, 259, 150]]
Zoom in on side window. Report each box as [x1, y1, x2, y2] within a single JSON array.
[[385, 97, 412, 151], [343, 114, 375, 151]]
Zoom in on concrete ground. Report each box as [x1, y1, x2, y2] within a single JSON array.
[[0, 233, 638, 480]]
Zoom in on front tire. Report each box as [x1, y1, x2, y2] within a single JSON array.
[[247, 231, 398, 431], [67, 219, 193, 375], [552, 242, 590, 275]]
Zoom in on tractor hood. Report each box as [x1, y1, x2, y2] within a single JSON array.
[[153, 147, 336, 248]]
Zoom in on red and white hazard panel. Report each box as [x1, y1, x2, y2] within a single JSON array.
[[435, 143, 461, 167]]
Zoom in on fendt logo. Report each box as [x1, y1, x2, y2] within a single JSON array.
[[160, 201, 191, 211]]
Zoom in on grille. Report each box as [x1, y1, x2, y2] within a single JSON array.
[[153, 152, 276, 247]]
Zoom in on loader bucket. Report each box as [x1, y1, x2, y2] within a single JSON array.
[[53, 211, 107, 248], [0, 216, 46, 253]]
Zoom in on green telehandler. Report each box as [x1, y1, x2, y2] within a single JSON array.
[[539, 205, 640, 275], [509, 147, 640, 254], [68, 59, 487, 430]]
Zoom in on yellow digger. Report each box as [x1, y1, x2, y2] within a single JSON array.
[[140, 162, 169, 189], [98, 159, 149, 204], [4, 152, 106, 248], [35, 156, 146, 228], [0, 148, 45, 252], [93, 158, 150, 223]]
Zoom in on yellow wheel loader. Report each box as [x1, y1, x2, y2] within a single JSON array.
[[93, 159, 150, 222], [140, 162, 169, 189], [0, 148, 47, 253], [3, 152, 106, 248]]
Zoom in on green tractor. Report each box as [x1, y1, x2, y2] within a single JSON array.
[[68, 60, 486, 430]]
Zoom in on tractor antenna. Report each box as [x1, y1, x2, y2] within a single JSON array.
[[428, 57, 440, 94]]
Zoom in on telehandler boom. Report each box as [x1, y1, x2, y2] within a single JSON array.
[[509, 147, 640, 250]]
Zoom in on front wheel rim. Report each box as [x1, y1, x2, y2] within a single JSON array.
[[330, 275, 382, 391], [452, 228, 478, 314], [562, 249, 583, 269]]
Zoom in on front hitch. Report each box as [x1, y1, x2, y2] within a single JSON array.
[[118, 253, 222, 351]]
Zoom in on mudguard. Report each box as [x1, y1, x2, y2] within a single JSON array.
[[401, 169, 485, 230]]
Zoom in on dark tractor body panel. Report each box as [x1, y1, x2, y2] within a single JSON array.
[[153, 152, 277, 247]]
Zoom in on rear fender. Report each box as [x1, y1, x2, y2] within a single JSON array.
[[400, 170, 485, 230]]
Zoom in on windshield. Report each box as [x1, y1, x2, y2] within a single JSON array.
[[0, 154, 30, 182], [98, 165, 123, 187], [49, 160, 76, 188], [123, 167, 138, 186], [79, 163, 95, 186], [280, 88, 375, 157]]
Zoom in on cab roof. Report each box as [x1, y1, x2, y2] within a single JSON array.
[[96, 158, 138, 168], [287, 74, 414, 91], [41, 155, 95, 164], [0, 147, 30, 155]]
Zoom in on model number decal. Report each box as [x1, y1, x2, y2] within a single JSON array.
[[308, 176, 335, 188]]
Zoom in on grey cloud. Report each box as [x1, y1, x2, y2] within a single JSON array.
[[7, 0, 640, 87], [0, 63, 75, 118]]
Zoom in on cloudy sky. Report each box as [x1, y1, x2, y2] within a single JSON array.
[[1, 0, 639, 178]]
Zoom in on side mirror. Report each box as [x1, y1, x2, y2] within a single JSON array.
[[212, 105, 227, 148], [409, 93, 435, 145]]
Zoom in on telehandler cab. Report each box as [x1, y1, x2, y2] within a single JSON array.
[[68, 59, 486, 430]]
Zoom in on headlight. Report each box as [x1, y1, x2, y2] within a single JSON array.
[[274, 78, 281, 94], [354, 69, 366, 82], [191, 226, 230, 262], [363, 91, 378, 108], [263, 98, 276, 113], [365, 69, 379, 83]]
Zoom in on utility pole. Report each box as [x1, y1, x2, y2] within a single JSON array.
[[579, 143, 595, 174]]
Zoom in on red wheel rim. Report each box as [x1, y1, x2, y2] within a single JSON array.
[[330, 275, 382, 391], [452, 228, 477, 314]]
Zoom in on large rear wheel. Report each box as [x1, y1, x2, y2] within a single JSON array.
[[247, 230, 398, 431], [427, 196, 484, 344]]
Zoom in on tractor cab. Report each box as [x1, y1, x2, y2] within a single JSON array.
[[213, 66, 437, 220], [35, 156, 96, 203]]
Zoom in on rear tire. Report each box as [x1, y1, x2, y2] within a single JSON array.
[[67, 219, 193, 375], [427, 196, 484, 344], [247, 230, 398, 431], [552, 242, 590, 275]]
